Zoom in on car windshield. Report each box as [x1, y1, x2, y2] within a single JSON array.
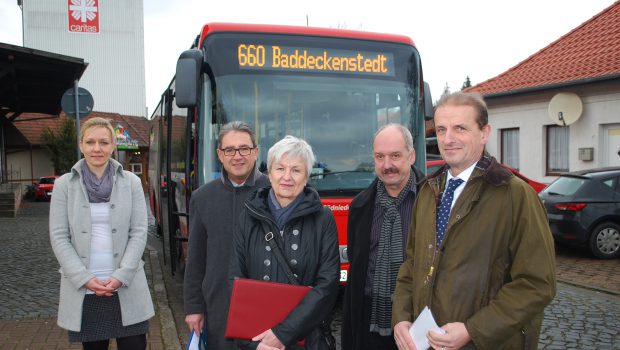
[[543, 176, 586, 196], [39, 178, 56, 185]]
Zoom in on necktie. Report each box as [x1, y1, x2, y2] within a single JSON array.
[[436, 178, 464, 248]]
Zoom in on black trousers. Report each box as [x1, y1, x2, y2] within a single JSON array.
[[361, 296, 398, 350], [82, 334, 147, 350]]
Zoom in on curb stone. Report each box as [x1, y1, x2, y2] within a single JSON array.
[[556, 278, 620, 297], [148, 249, 182, 350]]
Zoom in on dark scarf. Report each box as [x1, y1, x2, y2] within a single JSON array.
[[268, 188, 305, 230], [370, 172, 415, 336], [81, 161, 114, 203]]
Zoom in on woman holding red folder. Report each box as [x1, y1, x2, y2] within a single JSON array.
[[229, 135, 340, 350]]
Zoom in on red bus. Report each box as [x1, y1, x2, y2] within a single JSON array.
[[148, 23, 432, 280]]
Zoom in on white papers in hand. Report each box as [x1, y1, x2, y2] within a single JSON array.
[[409, 306, 446, 350], [187, 331, 200, 350]]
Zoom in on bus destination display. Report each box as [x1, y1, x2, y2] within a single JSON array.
[[238, 44, 395, 76]]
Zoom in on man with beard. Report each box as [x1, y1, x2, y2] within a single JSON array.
[[342, 123, 424, 349]]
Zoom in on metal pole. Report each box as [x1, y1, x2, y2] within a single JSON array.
[[74, 80, 81, 160]]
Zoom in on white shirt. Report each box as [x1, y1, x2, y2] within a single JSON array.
[[445, 162, 477, 210], [88, 202, 114, 293]]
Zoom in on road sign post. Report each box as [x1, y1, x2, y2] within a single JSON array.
[[61, 84, 94, 160]]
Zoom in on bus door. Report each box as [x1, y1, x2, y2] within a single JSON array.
[[162, 82, 194, 275]]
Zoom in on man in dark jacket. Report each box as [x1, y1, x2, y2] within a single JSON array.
[[393, 92, 555, 350], [183, 121, 270, 350], [342, 123, 423, 350]]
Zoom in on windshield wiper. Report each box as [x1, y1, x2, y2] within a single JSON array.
[[309, 170, 373, 178]]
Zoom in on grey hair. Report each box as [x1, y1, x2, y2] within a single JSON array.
[[435, 92, 488, 129], [217, 121, 257, 148], [373, 123, 414, 152], [267, 135, 316, 178]]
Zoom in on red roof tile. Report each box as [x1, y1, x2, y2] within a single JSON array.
[[11, 112, 151, 147], [10, 114, 64, 145], [467, 1, 620, 95]]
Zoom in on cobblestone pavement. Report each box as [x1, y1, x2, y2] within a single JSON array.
[[0, 200, 166, 349], [554, 243, 620, 293], [0, 201, 61, 320], [540, 284, 619, 349]]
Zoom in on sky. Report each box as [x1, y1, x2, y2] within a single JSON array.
[[0, 0, 616, 115]]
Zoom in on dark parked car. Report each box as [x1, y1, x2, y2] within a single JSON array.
[[539, 167, 620, 259], [33, 176, 59, 201], [426, 159, 547, 193]]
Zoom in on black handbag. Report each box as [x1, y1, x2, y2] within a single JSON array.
[[261, 221, 337, 350]]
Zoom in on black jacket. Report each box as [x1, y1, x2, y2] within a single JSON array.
[[229, 186, 340, 349], [341, 165, 424, 350], [184, 166, 269, 350]]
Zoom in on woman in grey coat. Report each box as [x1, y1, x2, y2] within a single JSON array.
[[229, 135, 340, 350], [49, 117, 154, 350]]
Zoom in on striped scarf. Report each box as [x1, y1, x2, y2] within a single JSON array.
[[369, 172, 414, 336]]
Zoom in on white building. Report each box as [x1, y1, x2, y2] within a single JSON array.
[[21, 0, 146, 117], [467, 2, 620, 184]]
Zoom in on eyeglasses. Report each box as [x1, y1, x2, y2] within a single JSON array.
[[220, 146, 254, 157]]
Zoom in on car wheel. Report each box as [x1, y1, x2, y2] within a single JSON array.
[[589, 222, 620, 259]]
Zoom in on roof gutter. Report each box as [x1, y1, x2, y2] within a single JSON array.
[[481, 73, 620, 99]]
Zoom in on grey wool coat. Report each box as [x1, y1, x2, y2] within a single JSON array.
[[184, 165, 269, 350], [49, 158, 154, 332]]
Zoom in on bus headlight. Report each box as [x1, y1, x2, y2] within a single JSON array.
[[339, 246, 348, 263]]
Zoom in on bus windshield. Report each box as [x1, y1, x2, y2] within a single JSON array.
[[215, 74, 413, 192], [196, 32, 422, 193]]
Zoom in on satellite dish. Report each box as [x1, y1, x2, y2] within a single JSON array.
[[547, 92, 583, 126]]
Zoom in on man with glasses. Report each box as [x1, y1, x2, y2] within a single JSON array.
[[184, 121, 269, 350]]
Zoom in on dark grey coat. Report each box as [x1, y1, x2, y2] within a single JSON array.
[[230, 186, 340, 349], [342, 165, 424, 350], [184, 166, 269, 350]]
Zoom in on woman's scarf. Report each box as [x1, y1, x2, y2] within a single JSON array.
[[268, 188, 305, 230], [81, 161, 114, 203]]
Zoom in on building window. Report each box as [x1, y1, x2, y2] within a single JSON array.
[[501, 128, 519, 170], [547, 125, 569, 175], [130, 163, 143, 175]]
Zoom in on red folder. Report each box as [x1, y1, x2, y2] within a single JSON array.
[[225, 278, 311, 344]]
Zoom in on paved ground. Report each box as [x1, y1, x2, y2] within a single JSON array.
[[540, 284, 619, 349], [1, 199, 619, 349], [145, 201, 188, 349], [554, 243, 620, 293], [0, 200, 173, 349]]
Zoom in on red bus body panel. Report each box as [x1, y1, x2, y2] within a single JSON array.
[[321, 197, 354, 284], [199, 22, 415, 48]]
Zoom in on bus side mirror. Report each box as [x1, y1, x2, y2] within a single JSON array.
[[423, 81, 433, 121], [175, 49, 203, 108]]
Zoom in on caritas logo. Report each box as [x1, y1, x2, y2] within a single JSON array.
[[68, 0, 99, 33]]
